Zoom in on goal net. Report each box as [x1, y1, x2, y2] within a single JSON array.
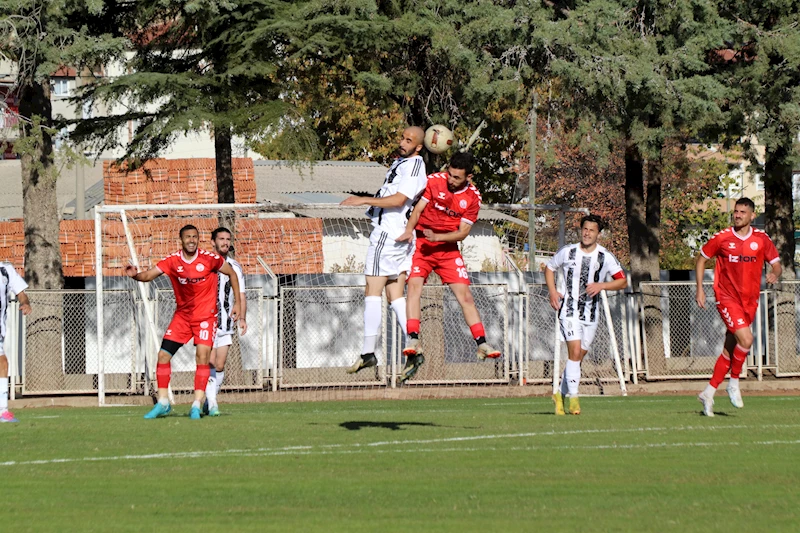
[[93, 202, 630, 405]]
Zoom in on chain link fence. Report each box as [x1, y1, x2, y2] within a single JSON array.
[[773, 281, 800, 377]]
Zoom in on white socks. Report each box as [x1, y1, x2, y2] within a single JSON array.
[[205, 369, 225, 408], [566, 360, 581, 397], [216, 370, 224, 393], [703, 384, 717, 398], [362, 296, 382, 354], [390, 297, 408, 336], [728, 377, 739, 389], [0, 376, 8, 412]]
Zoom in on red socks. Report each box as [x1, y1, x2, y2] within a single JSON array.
[[407, 318, 420, 336], [156, 363, 171, 389], [730, 344, 749, 379], [194, 364, 211, 392], [709, 354, 731, 388], [469, 323, 486, 340]]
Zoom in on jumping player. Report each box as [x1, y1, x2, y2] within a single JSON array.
[[204, 227, 246, 416], [0, 262, 31, 423], [546, 215, 627, 415], [125, 224, 241, 420], [695, 198, 781, 416], [340, 126, 427, 374], [396, 151, 501, 382]]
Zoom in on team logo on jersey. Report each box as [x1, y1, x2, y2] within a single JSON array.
[[750, 242, 758, 250], [459, 200, 467, 209], [438, 192, 446, 199], [413, 266, 420, 273], [177, 266, 184, 273], [455, 258, 464, 267], [200, 321, 209, 329], [196, 264, 205, 272], [728, 242, 736, 249], [737, 318, 745, 325]]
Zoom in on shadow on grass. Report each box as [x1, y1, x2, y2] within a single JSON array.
[[339, 421, 441, 431]]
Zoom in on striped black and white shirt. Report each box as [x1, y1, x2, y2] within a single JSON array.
[[546, 244, 623, 323], [0, 262, 27, 341], [216, 257, 245, 336], [367, 155, 427, 240]]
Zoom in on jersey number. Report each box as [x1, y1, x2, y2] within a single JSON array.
[[457, 267, 468, 279], [199, 330, 209, 341]]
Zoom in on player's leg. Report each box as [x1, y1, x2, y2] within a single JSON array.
[[189, 343, 212, 420], [385, 273, 408, 337], [564, 339, 590, 415], [144, 340, 183, 419], [726, 324, 754, 408], [447, 282, 501, 360], [0, 353, 17, 423], [206, 334, 231, 415], [699, 299, 748, 415], [400, 276, 426, 381], [348, 275, 386, 373]]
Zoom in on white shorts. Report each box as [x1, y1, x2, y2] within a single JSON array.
[[558, 318, 599, 351], [213, 332, 233, 349], [364, 230, 414, 279]]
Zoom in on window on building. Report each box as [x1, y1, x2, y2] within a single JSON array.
[[52, 78, 70, 97]]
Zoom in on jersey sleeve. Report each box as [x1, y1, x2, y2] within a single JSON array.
[[420, 178, 435, 203], [233, 262, 246, 292], [546, 247, 566, 272], [210, 254, 226, 272], [7, 266, 28, 295], [700, 233, 721, 259], [396, 158, 427, 200], [461, 194, 481, 225], [605, 253, 626, 280], [763, 234, 780, 264]]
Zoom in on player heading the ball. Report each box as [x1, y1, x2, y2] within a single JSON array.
[[396, 151, 501, 382], [125, 224, 241, 420], [695, 198, 781, 417], [340, 126, 427, 376], [546, 215, 627, 415]]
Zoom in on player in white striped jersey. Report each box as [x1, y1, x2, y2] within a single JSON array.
[[0, 262, 31, 423], [204, 227, 246, 416], [545, 215, 627, 415], [340, 127, 428, 374]]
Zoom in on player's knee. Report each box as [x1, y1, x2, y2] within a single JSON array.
[[159, 339, 182, 362], [0, 354, 8, 375]]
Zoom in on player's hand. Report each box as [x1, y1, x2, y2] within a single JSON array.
[[396, 230, 413, 243], [239, 318, 248, 336], [585, 282, 603, 297], [766, 272, 778, 285], [549, 291, 563, 311], [124, 264, 138, 278], [695, 287, 706, 309], [231, 303, 240, 322], [340, 196, 365, 207], [20, 302, 31, 316], [422, 229, 437, 241]]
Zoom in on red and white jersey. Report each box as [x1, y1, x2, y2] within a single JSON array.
[[700, 227, 779, 306], [157, 249, 225, 319], [416, 173, 482, 236]]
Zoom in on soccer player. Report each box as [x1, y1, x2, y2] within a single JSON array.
[[340, 126, 427, 374], [396, 151, 501, 382], [0, 263, 31, 423], [125, 224, 241, 420], [695, 198, 781, 417], [204, 227, 246, 416], [546, 215, 627, 415]]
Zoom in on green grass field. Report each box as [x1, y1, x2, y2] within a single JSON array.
[[2, 395, 800, 532]]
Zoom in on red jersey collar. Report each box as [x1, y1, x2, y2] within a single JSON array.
[[731, 226, 753, 241]]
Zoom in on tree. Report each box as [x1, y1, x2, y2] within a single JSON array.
[[0, 1, 128, 288], [717, 2, 800, 277], [71, 0, 293, 204], [541, 0, 730, 286]]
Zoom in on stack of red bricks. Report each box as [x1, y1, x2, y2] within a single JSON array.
[[235, 218, 323, 274], [104, 157, 257, 206], [61, 220, 95, 277], [0, 220, 25, 271]]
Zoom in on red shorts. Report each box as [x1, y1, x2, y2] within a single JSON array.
[[164, 313, 217, 347], [716, 298, 757, 334], [408, 239, 470, 285]]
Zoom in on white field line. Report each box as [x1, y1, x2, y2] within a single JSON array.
[[4, 423, 800, 467]]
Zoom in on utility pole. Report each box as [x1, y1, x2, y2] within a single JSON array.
[[527, 92, 538, 271]]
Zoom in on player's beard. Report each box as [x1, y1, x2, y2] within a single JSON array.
[[398, 145, 415, 158]]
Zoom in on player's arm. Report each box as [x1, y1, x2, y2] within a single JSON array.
[[585, 272, 627, 297], [422, 220, 473, 243], [125, 265, 163, 282], [544, 266, 562, 311], [219, 262, 241, 321], [695, 254, 709, 309], [766, 259, 782, 284], [340, 192, 408, 208], [396, 197, 428, 242], [16, 290, 31, 315]]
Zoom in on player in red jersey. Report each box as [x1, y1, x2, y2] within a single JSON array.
[[125, 224, 241, 420], [396, 152, 501, 382], [695, 198, 781, 416]]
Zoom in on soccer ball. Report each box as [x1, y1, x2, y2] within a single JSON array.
[[424, 125, 455, 154]]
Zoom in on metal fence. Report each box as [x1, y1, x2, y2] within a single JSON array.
[[10, 278, 800, 403]]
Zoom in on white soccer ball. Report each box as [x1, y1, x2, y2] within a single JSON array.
[[424, 125, 455, 155]]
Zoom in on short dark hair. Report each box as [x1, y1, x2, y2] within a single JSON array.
[[448, 151, 475, 173], [580, 214, 605, 232], [735, 197, 756, 211], [212, 227, 231, 241], [179, 224, 198, 238]]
